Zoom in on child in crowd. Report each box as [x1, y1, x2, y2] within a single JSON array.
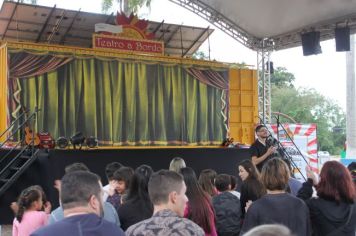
[[12, 185, 51, 236], [198, 169, 218, 197], [103, 162, 123, 201], [213, 174, 241, 236], [107, 166, 134, 212]]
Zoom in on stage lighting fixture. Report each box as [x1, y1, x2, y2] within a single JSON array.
[[335, 26, 350, 52], [86, 136, 98, 148], [57, 137, 69, 149], [70, 132, 85, 149], [301, 31, 322, 56]]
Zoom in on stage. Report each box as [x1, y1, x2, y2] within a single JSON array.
[[0, 147, 250, 224]]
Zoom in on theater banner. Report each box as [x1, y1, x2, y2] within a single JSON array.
[[93, 12, 164, 55], [93, 34, 164, 55]]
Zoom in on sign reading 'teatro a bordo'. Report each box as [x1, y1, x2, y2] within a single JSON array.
[[93, 12, 164, 55], [93, 34, 164, 55]]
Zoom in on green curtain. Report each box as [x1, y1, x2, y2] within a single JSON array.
[[18, 58, 227, 146]]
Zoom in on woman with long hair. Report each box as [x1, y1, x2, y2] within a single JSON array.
[[118, 165, 154, 231], [238, 160, 266, 220], [241, 158, 310, 236], [298, 161, 356, 236], [198, 169, 218, 197], [180, 167, 217, 236]]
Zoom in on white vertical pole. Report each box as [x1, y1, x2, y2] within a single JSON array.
[[346, 34, 356, 159]]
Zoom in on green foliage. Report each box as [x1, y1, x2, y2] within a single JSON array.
[[102, 0, 152, 14], [271, 68, 345, 155], [102, 0, 113, 13], [270, 67, 295, 88], [192, 51, 209, 60]]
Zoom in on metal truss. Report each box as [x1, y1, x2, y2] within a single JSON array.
[[168, 0, 274, 122], [167, 0, 264, 51], [257, 40, 272, 123]]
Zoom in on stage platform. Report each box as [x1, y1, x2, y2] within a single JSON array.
[[0, 147, 250, 224]]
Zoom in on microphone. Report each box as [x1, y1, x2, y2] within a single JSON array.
[[266, 135, 278, 147]]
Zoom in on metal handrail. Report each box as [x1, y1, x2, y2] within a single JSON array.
[[0, 110, 37, 149], [0, 109, 27, 139], [0, 144, 30, 176], [0, 137, 24, 166]]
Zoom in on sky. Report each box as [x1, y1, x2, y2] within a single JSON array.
[[0, 0, 350, 110]]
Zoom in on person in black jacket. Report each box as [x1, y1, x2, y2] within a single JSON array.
[[117, 165, 154, 231], [212, 174, 241, 236], [298, 161, 356, 236]]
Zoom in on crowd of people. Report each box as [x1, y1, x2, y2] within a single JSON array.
[[9, 125, 356, 236]]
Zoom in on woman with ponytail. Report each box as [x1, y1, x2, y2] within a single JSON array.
[[12, 186, 51, 236]]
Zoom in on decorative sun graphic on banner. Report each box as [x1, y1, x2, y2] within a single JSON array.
[[116, 12, 154, 40]]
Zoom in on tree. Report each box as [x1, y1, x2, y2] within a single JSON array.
[[101, 0, 152, 14], [271, 68, 346, 155], [270, 67, 295, 88]]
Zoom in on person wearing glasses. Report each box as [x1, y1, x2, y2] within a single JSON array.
[[249, 125, 276, 172]]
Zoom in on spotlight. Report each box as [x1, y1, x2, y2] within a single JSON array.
[[86, 136, 98, 148], [57, 137, 69, 149], [70, 132, 85, 149]]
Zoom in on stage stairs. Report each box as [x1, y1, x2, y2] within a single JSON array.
[[0, 108, 40, 196]]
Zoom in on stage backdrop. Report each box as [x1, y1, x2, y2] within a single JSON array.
[[9, 50, 229, 146]]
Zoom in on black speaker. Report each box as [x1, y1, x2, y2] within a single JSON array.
[[301, 31, 322, 56], [335, 27, 350, 52]]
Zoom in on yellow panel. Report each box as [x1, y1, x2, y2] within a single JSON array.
[[241, 123, 255, 144], [0, 44, 7, 142], [241, 107, 254, 123], [230, 107, 241, 123], [229, 123, 241, 141], [230, 90, 240, 106], [240, 69, 254, 91], [228, 68, 258, 145], [229, 68, 240, 90], [241, 91, 254, 107]]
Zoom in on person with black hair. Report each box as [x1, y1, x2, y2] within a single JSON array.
[[180, 167, 217, 236], [238, 160, 266, 220], [212, 174, 241, 236], [249, 125, 276, 172], [118, 165, 154, 230], [103, 162, 123, 201], [229, 175, 240, 199], [107, 166, 134, 212], [31, 171, 125, 236], [347, 161, 356, 187]]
